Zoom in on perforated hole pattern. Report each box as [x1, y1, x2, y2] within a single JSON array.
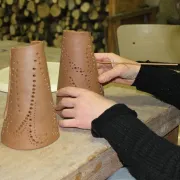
[[2, 51, 59, 147], [60, 34, 103, 94]]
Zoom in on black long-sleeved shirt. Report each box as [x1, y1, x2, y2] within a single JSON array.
[[92, 66, 180, 180]]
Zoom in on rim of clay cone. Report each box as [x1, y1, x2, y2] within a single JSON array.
[[63, 30, 90, 34], [11, 41, 44, 50]]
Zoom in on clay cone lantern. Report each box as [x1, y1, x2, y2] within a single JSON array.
[[1, 41, 60, 150], [57, 30, 104, 104]]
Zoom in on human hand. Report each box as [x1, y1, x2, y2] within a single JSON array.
[[95, 53, 141, 85], [56, 87, 116, 129]]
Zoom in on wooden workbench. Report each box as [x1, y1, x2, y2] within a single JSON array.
[[0, 40, 179, 180]]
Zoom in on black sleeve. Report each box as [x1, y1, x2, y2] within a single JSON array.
[[91, 66, 180, 179], [133, 66, 180, 109], [92, 104, 180, 180]]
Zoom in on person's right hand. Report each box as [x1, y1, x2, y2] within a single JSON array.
[[95, 53, 141, 86]]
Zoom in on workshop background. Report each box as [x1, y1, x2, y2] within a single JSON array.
[[0, 0, 179, 52]]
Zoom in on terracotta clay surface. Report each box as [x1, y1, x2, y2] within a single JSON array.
[[57, 30, 104, 103], [1, 41, 60, 150]]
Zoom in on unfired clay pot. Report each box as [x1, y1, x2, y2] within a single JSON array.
[[57, 30, 104, 104], [1, 41, 60, 150]]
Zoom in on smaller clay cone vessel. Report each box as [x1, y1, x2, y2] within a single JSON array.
[[1, 41, 60, 150], [57, 30, 104, 104]]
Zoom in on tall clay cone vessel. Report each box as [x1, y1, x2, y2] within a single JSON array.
[[1, 41, 60, 150], [57, 30, 104, 104]]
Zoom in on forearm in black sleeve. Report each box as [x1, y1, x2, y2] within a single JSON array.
[[92, 104, 180, 180], [133, 66, 180, 109]]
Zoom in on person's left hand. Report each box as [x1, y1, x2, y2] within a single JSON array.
[[56, 87, 116, 129]]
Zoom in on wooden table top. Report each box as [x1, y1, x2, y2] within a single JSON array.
[[0, 40, 180, 180]]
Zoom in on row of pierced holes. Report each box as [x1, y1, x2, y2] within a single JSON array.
[[3, 62, 37, 135], [28, 63, 43, 145], [60, 37, 99, 91], [15, 66, 37, 134], [34, 54, 57, 139], [37, 54, 50, 90], [87, 40, 101, 91], [61, 35, 102, 93], [62, 43, 95, 72], [30, 56, 52, 144], [2, 58, 18, 134], [61, 46, 93, 88], [69, 76, 76, 87], [61, 42, 94, 72], [4, 55, 56, 142]]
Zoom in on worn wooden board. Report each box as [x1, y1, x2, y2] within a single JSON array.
[[0, 40, 179, 180]]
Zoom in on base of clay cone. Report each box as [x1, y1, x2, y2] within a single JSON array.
[[1, 41, 60, 150], [1, 135, 59, 150]]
